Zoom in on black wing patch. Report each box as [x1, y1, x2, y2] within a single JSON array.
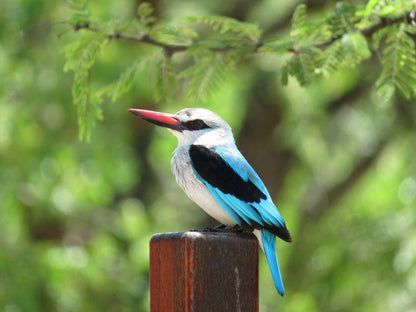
[[189, 145, 267, 203]]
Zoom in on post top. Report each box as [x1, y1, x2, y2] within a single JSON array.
[[150, 230, 257, 246]]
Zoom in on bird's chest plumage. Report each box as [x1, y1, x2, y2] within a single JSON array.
[[171, 145, 236, 226]]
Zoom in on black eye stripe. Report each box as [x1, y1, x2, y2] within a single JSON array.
[[183, 119, 210, 131]]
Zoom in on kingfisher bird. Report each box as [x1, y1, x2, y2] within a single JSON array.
[[128, 107, 291, 296]]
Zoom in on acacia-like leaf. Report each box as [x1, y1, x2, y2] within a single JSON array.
[[103, 54, 154, 102], [287, 52, 314, 86], [179, 51, 225, 100], [186, 15, 262, 40], [260, 38, 294, 54], [376, 24, 416, 101], [62, 31, 107, 140], [150, 23, 197, 45], [153, 53, 178, 102]]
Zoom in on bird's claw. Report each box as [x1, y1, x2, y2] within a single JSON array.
[[201, 224, 243, 233]]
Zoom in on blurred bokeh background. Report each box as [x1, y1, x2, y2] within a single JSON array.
[[1, 0, 416, 311]]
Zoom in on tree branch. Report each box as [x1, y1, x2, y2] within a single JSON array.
[[73, 22, 189, 54], [70, 9, 415, 56]]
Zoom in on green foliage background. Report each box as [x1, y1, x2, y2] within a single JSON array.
[[1, 0, 416, 311]]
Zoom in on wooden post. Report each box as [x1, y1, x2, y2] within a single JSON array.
[[150, 231, 258, 312]]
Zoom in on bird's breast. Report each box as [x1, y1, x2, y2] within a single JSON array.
[[171, 146, 236, 226]]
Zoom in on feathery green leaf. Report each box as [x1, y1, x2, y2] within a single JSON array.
[[101, 54, 154, 102], [153, 53, 178, 102], [150, 23, 197, 45], [327, 2, 358, 38], [291, 4, 308, 38], [186, 15, 262, 41], [137, 2, 156, 27], [260, 38, 295, 54], [376, 23, 416, 101], [67, 0, 91, 23], [62, 31, 107, 140], [179, 50, 225, 100], [281, 63, 289, 86], [287, 52, 314, 86]]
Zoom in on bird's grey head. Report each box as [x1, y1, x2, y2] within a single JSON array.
[[128, 107, 233, 146]]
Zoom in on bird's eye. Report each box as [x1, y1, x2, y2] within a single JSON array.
[[185, 119, 209, 130]]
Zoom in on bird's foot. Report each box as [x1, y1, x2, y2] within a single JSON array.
[[227, 225, 244, 233], [201, 224, 226, 232], [201, 224, 243, 233]]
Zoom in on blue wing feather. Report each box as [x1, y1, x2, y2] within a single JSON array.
[[210, 145, 286, 228], [205, 184, 263, 226]]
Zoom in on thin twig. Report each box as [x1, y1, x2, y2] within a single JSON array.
[[74, 22, 190, 53], [315, 11, 415, 49]]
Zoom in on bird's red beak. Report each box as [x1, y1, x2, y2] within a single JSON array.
[[128, 108, 185, 131]]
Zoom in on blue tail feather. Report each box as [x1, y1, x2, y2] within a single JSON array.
[[261, 229, 285, 296]]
